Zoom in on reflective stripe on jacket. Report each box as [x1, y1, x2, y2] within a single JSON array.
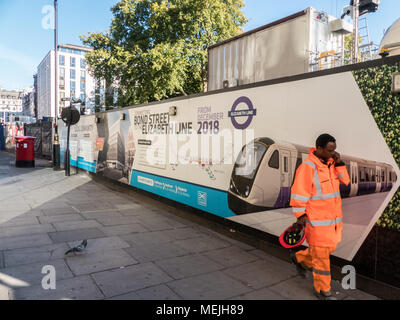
[[290, 148, 350, 247]]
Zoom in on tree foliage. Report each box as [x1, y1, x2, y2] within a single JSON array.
[[81, 0, 247, 107]]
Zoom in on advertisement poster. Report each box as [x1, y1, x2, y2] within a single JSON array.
[[60, 59, 400, 264]]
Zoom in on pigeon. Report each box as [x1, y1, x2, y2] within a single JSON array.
[[65, 240, 88, 255]]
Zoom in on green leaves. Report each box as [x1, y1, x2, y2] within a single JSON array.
[[81, 0, 247, 106], [353, 63, 400, 231]]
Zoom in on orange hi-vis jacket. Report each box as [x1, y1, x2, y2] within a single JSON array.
[[290, 148, 350, 247]]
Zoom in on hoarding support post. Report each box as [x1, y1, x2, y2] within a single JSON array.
[[65, 123, 70, 177]]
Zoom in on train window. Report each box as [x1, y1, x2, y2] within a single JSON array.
[[284, 157, 288, 173], [295, 158, 302, 172], [359, 168, 365, 182], [268, 150, 279, 169], [366, 172, 369, 182], [372, 169, 376, 182], [233, 143, 269, 179], [382, 171, 385, 182]]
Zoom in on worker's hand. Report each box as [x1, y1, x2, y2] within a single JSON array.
[[332, 151, 341, 164], [296, 214, 307, 228]]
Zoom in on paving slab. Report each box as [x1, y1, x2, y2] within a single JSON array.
[[0, 216, 39, 228], [41, 207, 79, 216], [134, 216, 186, 231], [124, 241, 190, 263], [167, 271, 253, 300], [99, 223, 149, 236], [52, 220, 103, 232], [66, 249, 137, 275], [223, 260, 297, 290], [0, 224, 55, 239], [48, 228, 106, 243], [121, 230, 176, 246], [68, 236, 130, 254], [0, 233, 53, 251], [173, 236, 231, 254], [203, 246, 259, 267], [0, 284, 11, 300], [0, 251, 4, 268], [230, 287, 285, 300], [92, 262, 173, 298], [155, 227, 205, 241], [107, 291, 142, 300], [38, 214, 84, 224], [96, 216, 140, 226], [268, 276, 321, 300], [3, 243, 69, 267], [135, 284, 182, 300], [0, 259, 73, 287], [81, 210, 123, 220], [155, 254, 224, 279], [14, 275, 104, 300]]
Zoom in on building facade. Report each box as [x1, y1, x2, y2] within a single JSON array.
[[0, 89, 23, 123], [37, 44, 105, 120]]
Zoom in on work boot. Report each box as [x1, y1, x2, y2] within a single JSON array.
[[313, 288, 338, 300], [289, 250, 307, 278]]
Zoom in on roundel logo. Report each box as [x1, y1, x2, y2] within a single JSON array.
[[228, 96, 257, 130]]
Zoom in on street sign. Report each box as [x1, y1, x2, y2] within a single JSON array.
[[61, 107, 80, 125]]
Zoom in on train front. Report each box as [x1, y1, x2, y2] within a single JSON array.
[[228, 138, 278, 215]]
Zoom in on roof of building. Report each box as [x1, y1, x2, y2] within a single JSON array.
[[208, 9, 308, 50], [58, 44, 93, 52]]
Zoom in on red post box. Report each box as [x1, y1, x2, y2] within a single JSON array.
[[15, 136, 35, 168]]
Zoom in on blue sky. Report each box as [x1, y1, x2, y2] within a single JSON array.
[[0, 0, 399, 90]]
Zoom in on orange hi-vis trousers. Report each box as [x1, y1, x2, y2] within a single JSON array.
[[295, 246, 336, 293]]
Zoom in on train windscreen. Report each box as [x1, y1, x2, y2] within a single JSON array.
[[230, 142, 270, 198]]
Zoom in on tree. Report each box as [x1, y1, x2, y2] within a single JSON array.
[[81, 0, 247, 107], [344, 33, 363, 64]]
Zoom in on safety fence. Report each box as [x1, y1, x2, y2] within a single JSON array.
[[24, 122, 53, 158]]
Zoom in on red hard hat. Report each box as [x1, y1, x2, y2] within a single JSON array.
[[279, 223, 306, 249]]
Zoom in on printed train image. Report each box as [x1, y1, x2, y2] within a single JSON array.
[[228, 137, 397, 215]]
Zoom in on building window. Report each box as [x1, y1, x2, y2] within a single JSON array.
[[80, 80, 86, 91], [70, 69, 76, 79], [80, 58, 86, 69], [80, 70, 86, 80], [70, 81, 75, 91], [70, 91, 76, 100], [59, 55, 65, 66], [70, 57, 76, 67]]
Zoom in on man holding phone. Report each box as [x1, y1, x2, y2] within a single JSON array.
[[289, 133, 350, 300]]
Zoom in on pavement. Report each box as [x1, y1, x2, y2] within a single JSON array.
[[0, 151, 380, 300]]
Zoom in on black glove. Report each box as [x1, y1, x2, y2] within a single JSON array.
[[296, 214, 307, 228]]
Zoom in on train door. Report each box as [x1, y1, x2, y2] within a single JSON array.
[[376, 166, 381, 193], [280, 150, 291, 188], [278, 149, 291, 206], [350, 161, 358, 197]]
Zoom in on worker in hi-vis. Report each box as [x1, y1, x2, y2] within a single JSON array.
[[290, 133, 350, 300]]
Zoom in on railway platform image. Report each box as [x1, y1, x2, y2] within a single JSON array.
[[228, 191, 390, 261]]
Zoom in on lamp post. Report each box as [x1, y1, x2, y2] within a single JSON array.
[[352, 0, 360, 64], [53, 0, 61, 170]]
